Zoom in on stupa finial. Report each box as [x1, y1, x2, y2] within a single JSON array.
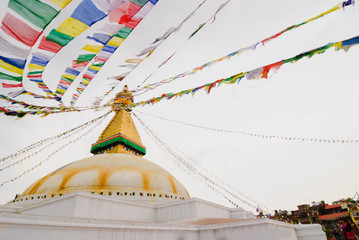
[[111, 85, 133, 112]]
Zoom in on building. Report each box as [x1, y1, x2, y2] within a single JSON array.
[[0, 87, 326, 239]]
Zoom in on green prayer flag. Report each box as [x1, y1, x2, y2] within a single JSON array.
[[76, 54, 96, 63], [0, 72, 22, 82], [46, 30, 74, 47], [92, 62, 105, 67], [8, 0, 58, 29], [27, 70, 43, 75], [61, 76, 75, 82], [115, 27, 133, 39], [130, 0, 149, 7]]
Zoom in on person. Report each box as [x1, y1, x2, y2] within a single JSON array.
[[341, 220, 347, 240], [349, 221, 359, 240], [343, 219, 355, 240], [334, 223, 344, 240]]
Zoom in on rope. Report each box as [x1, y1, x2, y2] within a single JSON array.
[[0, 111, 112, 170], [0, 111, 110, 187], [134, 110, 359, 144], [133, 112, 272, 213]]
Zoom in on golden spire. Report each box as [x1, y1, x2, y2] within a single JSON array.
[[90, 85, 146, 156]]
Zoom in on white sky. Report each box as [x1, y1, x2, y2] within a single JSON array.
[[0, 0, 359, 212]]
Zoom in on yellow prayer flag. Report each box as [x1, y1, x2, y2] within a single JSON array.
[[57, 17, 89, 38], [305, 4, 341, 23], [82, 79, 90, 85], [82, 45, 103, 53], [107, 37, 124, 47], [89, 65, 101, 71], [333, 42, 343, 51], [0, 60, 23, 75], [125, 58, 143, 64], [28, 64, 45, 72], [56, 88, 66, 94], [48, 0, 72, 8], [62, 74, 77, 80]]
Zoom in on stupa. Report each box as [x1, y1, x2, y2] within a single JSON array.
[[0, 86, 325, 240]]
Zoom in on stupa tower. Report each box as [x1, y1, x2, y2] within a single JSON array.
[[13, 86, 189, 204]]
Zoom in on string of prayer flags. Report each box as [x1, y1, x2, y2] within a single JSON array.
[[54, 0, 157, 100], [54, 0, 156, 101], [0, 111, 111, 171], [0, 0, 72, 98], [132, 35, 359, 107], [95, 0, 212, 104], [0, 94, 111, 117], [69, 0, 157, 105], [0, 113, 110, 187], [130, 0, 356, 95], [138, 0, 230, 87], [135, 110, 359, 145], [133, 112, 272, 213], [27, 0, 107, 98]]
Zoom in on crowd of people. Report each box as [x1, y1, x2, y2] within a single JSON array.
[[327, 219, 359, 240]]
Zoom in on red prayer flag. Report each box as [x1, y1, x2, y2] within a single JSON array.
[[109, 2, 141, 23], [261, 61, 284, 79], [59, 79, 72, 85], [94, 56, 108, 62], [1, 13, 42, 47], [72, 60, 89, 68], [83, 74, 94, 80], [125, 18, 142, 29], [38, 36, 62, 53], [261, 32, 283, 45], [2, 82, 23, 88]]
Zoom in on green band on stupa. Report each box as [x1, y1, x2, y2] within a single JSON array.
[[91, 132, 146, 155]]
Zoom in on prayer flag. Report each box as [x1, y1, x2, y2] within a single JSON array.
[[64, 67, 80, 76], [57, 17, 89, 37], [0, 36, 30, 59], [92, 0, 128, 13], [125, 58, 142, 64], [115, 27, 132, 38], [2, 82, 23, 88], [98, 23, 123, 34], [261, 61, 283, 79], [102, 45, 117, 53], [71, 0, 107, 26], [28, 63, 45, 72], [106, 36, 124, 47], [30, 54, 50, 66], [125, 18, 142, 29], [134, 1, 154, 19], [0, 72, 22, 82], [1, 13, 42, 47], [0, 56, 26, 69], [130, 0, 148, 7], [82, 44, 103, 53], [87, 33, 112, 45], [8, 0, 58, 29], [72, 60, 89, 68], [76, 54, 96, 63], [48, 0, 72, 8], [109, 2, 141, 23], [46, 29, 74, 46], [38, 36, 63, 53], [0, 59, 23, 75]]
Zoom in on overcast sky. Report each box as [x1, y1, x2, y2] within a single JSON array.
[[0, 0, 359, 212]]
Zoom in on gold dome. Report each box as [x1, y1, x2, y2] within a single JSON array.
[[17, 154, 189, 203]]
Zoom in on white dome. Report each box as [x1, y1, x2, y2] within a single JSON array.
[[17, 154, 189, 203]]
